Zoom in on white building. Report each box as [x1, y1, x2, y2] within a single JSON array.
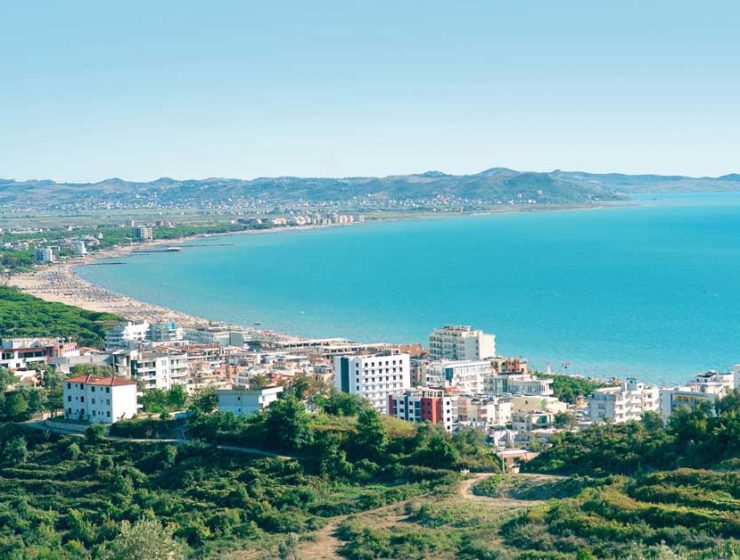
[[183, 327, 232, 346], [486, 374, 554, 397], [1, 337, 78, 371], [63, 374, 138, 423], [458, 395, 512, 428], [425, 360, 493, 394], [588, 378, 659, 423], [133, 226, 153, 240], [511, 395, 568, 414], [148, 322, 183, 342], [216, 385, 284, 416], [73, 240, 87, 256], [106, 321, 150, 350], [334, 351, 411, 414], [34, 246, 55, 263], [659, 371, 735, 419], [131, 350, 189, 390], [429, 325, 495, 361]]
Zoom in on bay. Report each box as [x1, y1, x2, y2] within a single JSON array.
[[77, 192, 740, 384]]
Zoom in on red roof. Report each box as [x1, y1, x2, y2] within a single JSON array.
[[65, 374, 137, 387]]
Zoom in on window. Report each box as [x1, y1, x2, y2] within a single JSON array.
[[80, 396, 84, 403], [92, 399, 96, 404], [107, 411, 110, 417], [67, 383, 71, 389], [106, 387, 110, 393], [67, 396, 71, 402], [91, 386, 95, 392]]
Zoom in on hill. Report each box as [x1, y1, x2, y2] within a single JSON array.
[[2, 168, 739, 213]]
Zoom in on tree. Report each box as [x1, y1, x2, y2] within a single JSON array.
[[351, 408, 387, 461], [3, 435, 28, 464], [4, 391, 29, 420], [70, 364, 117, 376], [166, 385, 188, 410], [249, 374, 270, 390], [99, 519, 187, 560], [554, 411, 577, 429], [0, 367, 15, 391], [189, 387, 218, 414], [263, 396, 314, 452]]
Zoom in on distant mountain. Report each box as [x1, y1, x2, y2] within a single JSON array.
[[1, 168, 739, 211]]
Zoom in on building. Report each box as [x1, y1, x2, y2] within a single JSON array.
[[334, 351, 411, 414], [425, 360, 493, 394], [458, 395, 512, 428], [148, 322, 183, 342], [491, 357, 529, 376], [130, 350, 189, 390], [511, 410, 555, 433], [183, 327, 232, 346], [486, 374, 553, 397], [511, 395, 568, 414], [216, 385, 284, 415], [429, 325, 495, 361], [133, 226, 153, 240], [1, 337, 78, 371], [105, 321, 150, 350], [63, 374, 138, 423], [73, 240, 87, 256], [659, 371, 735, 418], [588, 378, 659, 423], [34, 246, 55, 263], [388, 387, 458, 432]]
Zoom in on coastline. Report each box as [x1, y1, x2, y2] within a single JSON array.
[[2, 201, 632, 345]]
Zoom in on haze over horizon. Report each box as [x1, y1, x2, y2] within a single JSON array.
[[2, 0, 739, 182]]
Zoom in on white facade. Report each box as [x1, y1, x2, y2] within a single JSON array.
[[183, 328, 232, 346], [217, 386, 284, 415], [1, 337, 78, 371], [511, 395, 568, 414], [106, 321, 150, 350], [588, 378, 659, 423], [659, 371, 734, 418], [486, 374, 554, 397], [388, 387, 458, 432], [131, 350, 189, 390], [63, 374, 138, 423], [425, 360, 492, 394], [458, 395, 512, 427], [429, 325, 495, 361], [74, 240, 87, 256], [34, 246, 55, 263], [334, 351, 411, 414]]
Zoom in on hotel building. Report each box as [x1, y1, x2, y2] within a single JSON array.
[[334, 351, 411, 414]]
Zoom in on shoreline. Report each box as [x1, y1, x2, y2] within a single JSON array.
[[2, 201, 633, 346]]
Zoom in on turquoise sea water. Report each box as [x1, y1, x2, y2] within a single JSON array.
[[77, 193, 740, 384]]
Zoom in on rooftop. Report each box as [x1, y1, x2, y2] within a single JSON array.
[[65, 374, 137, 387]]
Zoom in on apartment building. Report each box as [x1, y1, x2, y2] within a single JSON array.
[[112, 348, 189, 390], [659, 371, 735, 418], [0, 337, 78, 371], [63, 374, 138, 423], [334, 351, 411, 414], [485, 374, 553, 397], [429, 325, 495, 361], [458, 395, 512, 428], [148, 322, 183, 342], [425, 360, 493, 394], [388, 387, 458, 432], [216, 385, 284, 416], [588, 378, 659, 423], [105, 321, 150, 350], [511, 395, 567, 414]]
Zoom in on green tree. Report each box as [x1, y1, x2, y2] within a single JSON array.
[[189, 387, 218, 414], [4, 391, 29, 420], [263, 396, 314, 452], [166, 385, 188, 410], [351, 408, 387, 461], [3, 435, 28, 464], [554, 411, 577, 429]]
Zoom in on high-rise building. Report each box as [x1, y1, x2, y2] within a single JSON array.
[[105, 321, 150, 349], [34, 246, 55, 263], [429, 325, 495, 361], [333, 350, 410, 414], [133, 226, 153, 240]]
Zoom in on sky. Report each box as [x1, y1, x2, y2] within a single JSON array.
[[1, 0, 739, 182]]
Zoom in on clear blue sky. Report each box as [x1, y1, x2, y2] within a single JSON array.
[[1, 0, 739, 182]]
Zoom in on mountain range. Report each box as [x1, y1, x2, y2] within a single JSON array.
[[2, 168, 739, 209]]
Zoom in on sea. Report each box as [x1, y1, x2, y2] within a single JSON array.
[[76, 192, 740, 384]]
